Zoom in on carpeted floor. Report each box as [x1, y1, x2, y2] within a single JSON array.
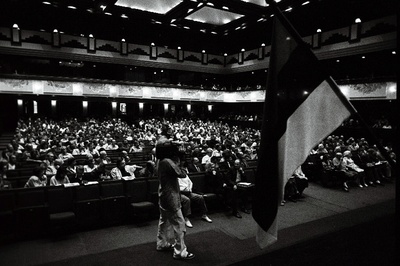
[[0, 180, 396, 266]]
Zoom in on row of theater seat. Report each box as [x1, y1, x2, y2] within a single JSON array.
[[0, 167, 258, 242]]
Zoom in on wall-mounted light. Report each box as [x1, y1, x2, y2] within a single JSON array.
[[208, 105, 213, 112], [52, 29, 60, 47], [187, 104, 191, 113], [150, 42, 157, 59], [177, 46, 184, 62], [349, 18, 362, 43], [121, 38, 127, 55], [238, 48, 245, 65], [88, 33, 96, 52], [312, 28, 322, 49], [201, 50, 208, 65], [11, 23, 21, 45], [258, 43, 266, 60], [163, 103, 169, 113]]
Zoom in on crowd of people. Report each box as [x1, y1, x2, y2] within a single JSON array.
[[0, 116, 395, 208]]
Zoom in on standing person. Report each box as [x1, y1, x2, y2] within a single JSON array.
[[155, 125, 195, 260]]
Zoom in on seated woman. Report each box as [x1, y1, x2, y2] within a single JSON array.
[[332, 152, 358, 192], [24, 163, 48, 188], [342, 150, 367, 188], [49, 165, 70, 186]]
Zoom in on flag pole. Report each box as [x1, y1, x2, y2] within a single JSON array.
[[265, 0, 396, 167]]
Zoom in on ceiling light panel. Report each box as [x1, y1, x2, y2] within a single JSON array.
[[115, 0, 183, 14], [185, 6, 244, 26], [241, 0, 269, 6]]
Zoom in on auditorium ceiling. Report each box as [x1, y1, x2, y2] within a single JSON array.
[[0, 0, 396, 54], [0, 0, 397, 84]]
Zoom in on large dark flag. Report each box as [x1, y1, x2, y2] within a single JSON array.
[[252, 8, 355, 248]]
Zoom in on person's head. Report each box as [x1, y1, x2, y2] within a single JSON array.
[[9, 154, 17, 164], [33, 164, 45, 177], [116, 157, 126, 169], [0, 160, 8, 173], [46, 152, 55, 161], [145, 160, 155, 173], [99, 150, 107, 158], [76, 165, 84, 177], [234, 159, 241, 169], [335, 152, 342, 158], [343, 150, 351, 158], [54, 159, 64, 169], [60, 146, 67, 154], [192, 157, 200, 165], [55, 165, 68, 181]]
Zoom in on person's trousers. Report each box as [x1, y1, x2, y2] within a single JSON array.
[[181, 192, 208, 217], [156, 207, 188, 257]]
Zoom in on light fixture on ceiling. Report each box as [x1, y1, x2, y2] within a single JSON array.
[[183, 26, 190, 29], [392, 51, 396, 55], [211, 31, 217, 34], [104, 12, 112, 16], [121, 14, 128, 19], [222, 6, 229, 10], [188, 9, 193, 13], [100, 5, 107, 11], [67, 5, 77, 9], [355, 18, 361, 23], [285, 7, 293, 12], [302, 1, 310, 5], [207, 3, 214, 7], [42, 1, 51, 5], [316, 29, 321, 33]]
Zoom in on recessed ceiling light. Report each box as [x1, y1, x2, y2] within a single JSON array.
[[222, 6, 229, 10], [285, 7, 293, 12], [104, 12, 112, 16], [86, 8, 93, 13], [121, 14, 128, 19], [392, 51, 396, 55], [211, 31, 217, 34], [183, 26, 190, 29], [302, 1, 310, 5], [361, 56, 366, 59], [42, 1, 51, 5], [67, 6, 77, 9]]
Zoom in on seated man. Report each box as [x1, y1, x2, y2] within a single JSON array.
[[224, 159, 251, 218], [179, 171, 212, 228]]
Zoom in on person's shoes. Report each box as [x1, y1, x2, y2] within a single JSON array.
[[363, 183, 368, 187], [358, 184, 364, 188], [241, 208, 251, 214], [173, 252, 195, 260], [185, 218, 193, 228], [156, 243, 175, 252], [288, 196, 297, 202], [280, 200, 286, 206], [375, 180, 384, 186], [233, 212, 242, 218], [202, 215, 212, 223], [369, 181, 376, 187], [343, 186, 349, 192]]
